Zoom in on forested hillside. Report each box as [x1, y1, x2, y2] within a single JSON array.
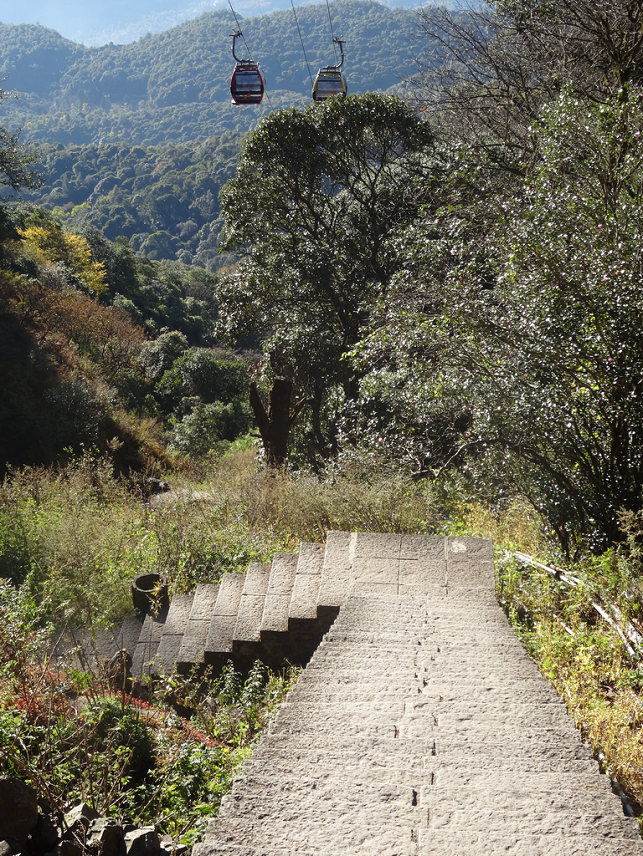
[[1, 0, 432, 266], [0, 1, 422, 145], [24, 134, 243, 267]]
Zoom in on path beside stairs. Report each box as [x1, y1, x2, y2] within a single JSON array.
[[193, 534, 642, 856]]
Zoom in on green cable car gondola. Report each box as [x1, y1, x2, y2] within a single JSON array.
[[313, 38, 347, 102]]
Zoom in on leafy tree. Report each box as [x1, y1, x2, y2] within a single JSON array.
[[157, 347, 249, 414], [18, 220, 107, 294], [417, 0, 643, 172], [218, 92, 434, 466], [0, 89, 39, 191], [359, 90, 643, 552]]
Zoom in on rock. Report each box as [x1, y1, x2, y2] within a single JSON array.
[[0, 777, 39, 848], [103, 649, 133, 693], [0, 841, 14, 856], [86, 817, 125, 856], [54, 841, 84, 856], [125, 827, 160, 856], [159, 835, 188, 855], [31, 811, 60, 851], [63, 803, 100, 841], [146, 478, 170, 495]]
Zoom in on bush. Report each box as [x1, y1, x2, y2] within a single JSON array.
[[0, 578, 297, 846]]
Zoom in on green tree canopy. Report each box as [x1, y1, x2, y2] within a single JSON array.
[[357, 89, 643, 552], [0, 89, 38, 191], [217, 92, 434, 466]]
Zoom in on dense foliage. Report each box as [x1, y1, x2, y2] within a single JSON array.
[[13, 134, 242, 270], [218, 93, 433, 466], [0, 577, 297, 846], [0, 198, 252, 474], [217, 2, 642, 554]]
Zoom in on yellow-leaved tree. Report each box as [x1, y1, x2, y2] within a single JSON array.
[[18, 222, 107, 295]]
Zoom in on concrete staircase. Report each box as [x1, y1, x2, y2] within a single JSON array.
[[61, 532, 643, 855], [64, 532, 497, 680], [64, 533, 360, 679], [192, 533, 642, 856]]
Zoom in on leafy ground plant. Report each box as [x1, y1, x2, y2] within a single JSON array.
[[495, 512, 643, 819], [0, 580, 297, 847]]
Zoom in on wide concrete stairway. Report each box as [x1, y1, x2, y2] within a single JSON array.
[[71, 533, 643, 854], [193, 533, 642, 856]]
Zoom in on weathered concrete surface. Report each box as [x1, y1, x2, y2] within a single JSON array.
[[177, 583, 220, 671], [233, 562, 272, 664], [260, 552, 299, 664], [154, 593, 194, 674], [131, 607, 168, 678], [204, 574, 245, 666], [194, 535, 643, 856]]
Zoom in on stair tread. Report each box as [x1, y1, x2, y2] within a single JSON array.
[[177, 582, 221, 666], [288, 542, 324, 623], [205, 573, 246, 656], [154, 593, 195, 673], [260, 552, 299, 635], [233, 562, 271, 647], [316, 530, 355, 611], [131, 607, 168, 678]]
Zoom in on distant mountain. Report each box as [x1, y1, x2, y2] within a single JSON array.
[[0, 0, 449, 270], [1, 0, 459, 46], [0, 1, 431, 145]]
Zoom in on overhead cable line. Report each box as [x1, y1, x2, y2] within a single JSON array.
[[290, 0, 315, 91], [325, 0, 339, 65]]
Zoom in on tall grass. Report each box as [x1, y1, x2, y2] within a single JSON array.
[[496, 513, 643, 817], [0, 448, 458, 628]]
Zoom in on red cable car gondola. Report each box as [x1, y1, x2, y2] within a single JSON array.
[[230, 31, 265, 105]]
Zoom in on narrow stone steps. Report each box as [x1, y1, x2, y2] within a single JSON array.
[[177, 582, 220, 671], [204, 573, 245, 667], [186, 538, 643, 855], [232, 562, 271, 665], [64, 532, 643, 856]]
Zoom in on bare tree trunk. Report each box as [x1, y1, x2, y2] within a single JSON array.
[[249, 352, 295, 468]]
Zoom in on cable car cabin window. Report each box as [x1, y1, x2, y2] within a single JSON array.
[[313, 72, 346, 102], [231, 66, 264, 105]]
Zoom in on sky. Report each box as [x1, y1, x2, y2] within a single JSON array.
[[0, 0, 438, 46], [0, 0, 258, 45]]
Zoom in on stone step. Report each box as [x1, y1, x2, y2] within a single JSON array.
[[209, 812, 421, 854], [176, 582, 221, 671], [287, 542, 327, 662], [259, 552, 298, 663], [232, 562, 272, 664], [131, 606, 168, 678], [316, 530, 356, 623], [417, 831, 643, 856], [204, 573, 246, 667], [194, 847, 317, 856], [52, 614, 144, 671], [154, 593, 195, 674], [236, 759, 611, 797], [288, 541, 324, 627]]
